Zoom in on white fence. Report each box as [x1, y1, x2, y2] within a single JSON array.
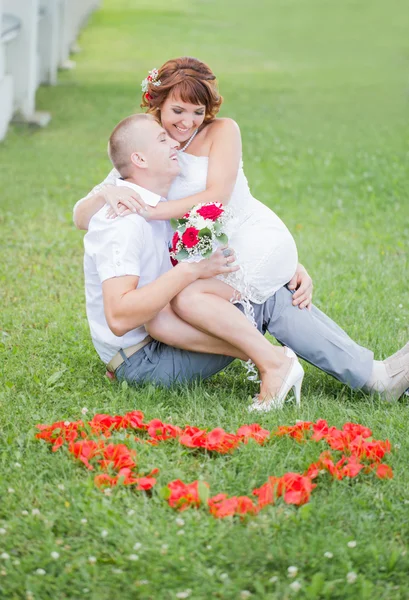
[[0, 0, 101, 141]]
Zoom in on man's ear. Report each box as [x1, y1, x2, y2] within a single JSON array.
[[130, 151, 148, 169]]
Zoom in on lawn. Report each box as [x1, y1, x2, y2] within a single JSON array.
[[1, 0, 409, 598]]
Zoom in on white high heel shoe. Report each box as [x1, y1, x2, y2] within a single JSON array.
[[248, 347, 304, 412]]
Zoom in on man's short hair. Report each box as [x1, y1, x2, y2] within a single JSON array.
[[108, 113, 153, 178]]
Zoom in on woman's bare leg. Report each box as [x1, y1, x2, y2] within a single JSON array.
[[145, 304, 248, 360], [170, 279, 293, 399]]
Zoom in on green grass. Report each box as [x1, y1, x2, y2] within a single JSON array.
[[1, 0, 409, 598]]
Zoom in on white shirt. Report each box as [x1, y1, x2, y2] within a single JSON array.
[[83, 180, 172, 364]]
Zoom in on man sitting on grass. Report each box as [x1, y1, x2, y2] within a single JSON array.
[[83, 113, 409, 402]]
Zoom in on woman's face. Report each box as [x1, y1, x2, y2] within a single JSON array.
[[160, 94, 206, 144]]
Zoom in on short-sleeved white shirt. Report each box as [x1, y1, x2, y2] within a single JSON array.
[[83, 181, 172, 364]]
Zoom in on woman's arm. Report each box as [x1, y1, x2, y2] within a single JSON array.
[[147, 118, 242, 220], [73, 168, 118, 230], [73, 168, 147, 231]]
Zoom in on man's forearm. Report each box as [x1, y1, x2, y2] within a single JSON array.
[[106, 263, 199, 337]]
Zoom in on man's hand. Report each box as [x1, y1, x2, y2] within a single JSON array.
[[196, 247, 240, 279], [288, 263, 313, 310]]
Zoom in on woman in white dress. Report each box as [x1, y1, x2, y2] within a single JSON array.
[[74, 57, 314, 410]]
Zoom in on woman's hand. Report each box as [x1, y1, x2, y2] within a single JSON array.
[[288, 263, 313, 310], [103, 186, 149, 219]]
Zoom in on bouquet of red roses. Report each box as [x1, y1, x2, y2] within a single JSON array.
[[170, 202, 229, 262]]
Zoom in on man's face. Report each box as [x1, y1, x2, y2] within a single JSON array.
[[141, 120, 180, 179]]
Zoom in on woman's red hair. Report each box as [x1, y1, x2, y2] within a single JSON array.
[[141, 57, 223, 123]]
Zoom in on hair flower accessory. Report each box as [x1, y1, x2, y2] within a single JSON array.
[[141, 68, 161, 96]]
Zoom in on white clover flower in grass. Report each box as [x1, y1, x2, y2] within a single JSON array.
[[127, 509, 135, 516], [128, 554, 139, 561], [347, 540, 357, 548], [32, 509, 40, 516], [0, 528, 6, 535], [220, 573, 228, 581], [269, 576, 278, 583], [160, 544, 169, 554], [21, 510, 29, 516], [101, 530, 108, 538], [133, 542, 142, 551], [176, 529, 185, 535], [289, 581, 302, 593], [240, 592, 252, 599], [81, 407, 89, 415], [324, 552, 333, 559], [287, 566, 298, 578], [64, 421, 70, 427], [57, 484, 65, 491], [35, 568, 46, 576], [346, 571, 358, 584], [15, 462, 21, 468], [175, 591, 191, 599], [50, 552, 60, 560], [1, 553, 10, 560], [88, 556, 97, 564], [8, 488, 14, 494], [81, 518, 87, 524], [175, 517, 185, 527]]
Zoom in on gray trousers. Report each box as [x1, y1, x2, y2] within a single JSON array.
[[115, 286, 373, 390]]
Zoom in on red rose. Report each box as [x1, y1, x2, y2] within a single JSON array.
[[181, 227, 200, 249], [171, 231, 180, 252], [196, 203, 224, 221]]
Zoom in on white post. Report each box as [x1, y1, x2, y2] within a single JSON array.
[[4, 0, 50, 125], [58, 0, 75, 69], [59, 0, 101, 68], [0, 0, 15, 140], [38, 0, 61, 85]]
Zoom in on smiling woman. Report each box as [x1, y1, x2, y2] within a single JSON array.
[[141, 57, 223, 130]]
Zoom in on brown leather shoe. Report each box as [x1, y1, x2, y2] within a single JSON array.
[[382, 342, 409, 401]]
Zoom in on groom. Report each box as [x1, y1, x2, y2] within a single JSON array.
[[83, 113, 409, 400]]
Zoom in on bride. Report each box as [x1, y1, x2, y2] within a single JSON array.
[[73, 56, 314, 410]]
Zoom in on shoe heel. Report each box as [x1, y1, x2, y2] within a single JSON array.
[[292, 373, 304, 406]]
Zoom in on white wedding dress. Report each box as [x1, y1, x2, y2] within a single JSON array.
[[169, 152, 298, 304], [79, 152, 298, 305]]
